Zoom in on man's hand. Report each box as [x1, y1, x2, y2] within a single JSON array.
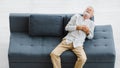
[[76, 25, 90, 35], [81, 25, 90, 35], [76, 25, 82, 30]]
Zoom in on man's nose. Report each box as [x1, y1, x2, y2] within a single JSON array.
[[86, 10, 89, 13]]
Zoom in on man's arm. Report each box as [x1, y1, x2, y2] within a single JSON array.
[[78, 22, 95, 39], [80, 25, 90, 35], [65, 14, 79, 31], [77, 24, 95, 39], [86, 22, 95, 39]]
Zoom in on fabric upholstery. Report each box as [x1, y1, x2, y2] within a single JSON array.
[[9, 62, 114, 68], [29, 14, 64, 36]]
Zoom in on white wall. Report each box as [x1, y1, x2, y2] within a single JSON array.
[[0, 0, 120, 68]]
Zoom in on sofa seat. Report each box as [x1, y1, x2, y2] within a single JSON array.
[[9, 25, 115, 63]]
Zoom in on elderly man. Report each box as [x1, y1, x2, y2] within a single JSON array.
[[50, 7, 95, 68]]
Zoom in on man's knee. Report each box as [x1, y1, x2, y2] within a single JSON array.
[[50, 52, 59, 57], [77, 56, 87, 63]]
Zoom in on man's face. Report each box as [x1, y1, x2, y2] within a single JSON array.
[[83, 7, 94, 19], [86, 7, 94, 14], [83, 12, 91, 19]]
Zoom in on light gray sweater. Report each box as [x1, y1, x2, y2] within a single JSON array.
[[63, 14, 95, 48]]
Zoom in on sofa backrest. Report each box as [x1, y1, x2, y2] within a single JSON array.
[[9, 13, 30, 33], [29, 14, 64, 36], [9, 13, 94, 36]]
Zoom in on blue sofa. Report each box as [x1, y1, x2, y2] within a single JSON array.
[[8, 13, 116, 68]]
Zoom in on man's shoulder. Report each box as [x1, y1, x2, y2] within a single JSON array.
[[87, 19, 94, 22], [89, 20, 95, 26], [74, 13, 82, 17], [71, 13, 82, 19]]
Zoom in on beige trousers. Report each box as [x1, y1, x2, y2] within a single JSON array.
[[50, 39, 87, 68]]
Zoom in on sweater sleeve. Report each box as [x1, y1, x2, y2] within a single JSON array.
[[87, 21, 95, 39], [65, 14, 77, 32]]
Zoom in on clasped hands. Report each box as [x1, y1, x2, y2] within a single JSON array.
[[76, 25, 90, 35]]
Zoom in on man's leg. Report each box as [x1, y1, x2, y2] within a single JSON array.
[[50, 40, 71, 68], [72, 46, 87, 68]]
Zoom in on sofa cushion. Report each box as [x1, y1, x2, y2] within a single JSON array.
[[29, 14, 63, 36], [10, 13, 30, 33], [8, 25, 115, 63], [8, 33, 62, 63]]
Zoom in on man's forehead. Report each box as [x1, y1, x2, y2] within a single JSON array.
[[86, 7, 94, 11]]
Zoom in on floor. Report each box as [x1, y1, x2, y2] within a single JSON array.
[[0, 0, 120, 68]]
